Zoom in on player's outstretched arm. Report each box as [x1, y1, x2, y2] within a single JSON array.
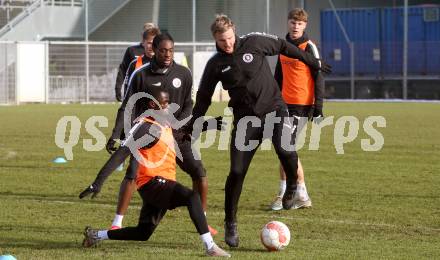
[[79, 146, 131, 199], [177, 116, 224, 142], [245, 33, 331, 73], [281, 39, 331, 74], [80, 120, 159, 199]]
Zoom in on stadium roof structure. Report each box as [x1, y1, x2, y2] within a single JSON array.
[[0, 0, 132, 41]]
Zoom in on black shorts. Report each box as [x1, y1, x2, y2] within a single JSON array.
[[137, 176, 191, 226]]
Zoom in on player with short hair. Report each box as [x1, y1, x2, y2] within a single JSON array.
[[82, 32, 219, 235], [270, 8, 322, 211], [185, 14, 331, 247], [107, 23, 160, 232], [114, 23, 160, 101], [81, 88, 230, 257]]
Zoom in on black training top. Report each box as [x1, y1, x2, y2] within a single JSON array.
[[120, 55, 152, 98], [110, 57, 193, 140], [192, 32, 322, 120], [115, 43, 146, 101]]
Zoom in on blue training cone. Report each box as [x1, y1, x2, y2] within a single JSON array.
[[53, 157, 67, 164], [0, 255, 17, 260]]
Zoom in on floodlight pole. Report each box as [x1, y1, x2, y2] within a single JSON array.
[[4, 44, 8, 103], [192, 0, 196, 54], [152, 0, 159, 25], [192, 0, 197, 96], [45, 41, 49, 104], [403, 0, 408, 99], [85, 0, 89, 103], [266, 0, 270, 32]]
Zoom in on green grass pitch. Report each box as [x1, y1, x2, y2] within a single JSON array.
[[0, 102, 439, 259]]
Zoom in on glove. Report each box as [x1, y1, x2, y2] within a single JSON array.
[[319, 60, 332, 74], [311, 106, 324, 123], [79, 184, 100, 199], [201, 116, 224, 131], [106, 138, 118, 154]]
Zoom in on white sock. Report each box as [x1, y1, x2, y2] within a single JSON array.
[[278, 180, 286, 197], [296, 182, 309, 200], [200, 232, 215, 250], [112, 214, 124, 227], [97, 230, 109, 240]]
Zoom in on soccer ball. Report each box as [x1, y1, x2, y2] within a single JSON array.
[[260, 221, 291, 251]]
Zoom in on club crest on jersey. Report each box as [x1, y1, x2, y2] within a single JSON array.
[[172, 78, 181, 88], [243, 53, 253, 63]]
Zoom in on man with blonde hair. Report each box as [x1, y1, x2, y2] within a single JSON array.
[[143, 22, 156, 31], [185, 14, 331, 247]]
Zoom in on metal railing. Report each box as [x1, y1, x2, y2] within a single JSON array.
[[322, 41, 440, 78], [44, 0, 83, 6], [0, 0, 83, 38], [1, 40, 439, 104], [0, 41, 17, 104], [0, 0, 34, 30], [0, 0, 42, 37], [46, 41, 217, 103]]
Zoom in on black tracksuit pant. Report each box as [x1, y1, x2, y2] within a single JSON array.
[[108, 177, 209, 241], [225, 108, 298, 222]]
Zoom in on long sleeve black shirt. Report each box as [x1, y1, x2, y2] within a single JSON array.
[[192, 32, 322, 120], [114, 43, 146, 101], [110, 58, 193, 140]]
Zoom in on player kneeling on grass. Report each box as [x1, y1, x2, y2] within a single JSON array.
[[81, 88, 230, 257]]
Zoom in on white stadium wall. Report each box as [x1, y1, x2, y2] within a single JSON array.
[[16, 43, 46, 103]]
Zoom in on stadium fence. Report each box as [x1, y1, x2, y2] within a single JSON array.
[[0, 40, 226, 104], [1, 40, 439, 105]]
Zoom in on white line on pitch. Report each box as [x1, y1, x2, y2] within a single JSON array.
[[8, 197, 440, 233]]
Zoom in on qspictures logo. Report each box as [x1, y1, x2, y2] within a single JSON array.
[[54, 94, 386, 167]]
